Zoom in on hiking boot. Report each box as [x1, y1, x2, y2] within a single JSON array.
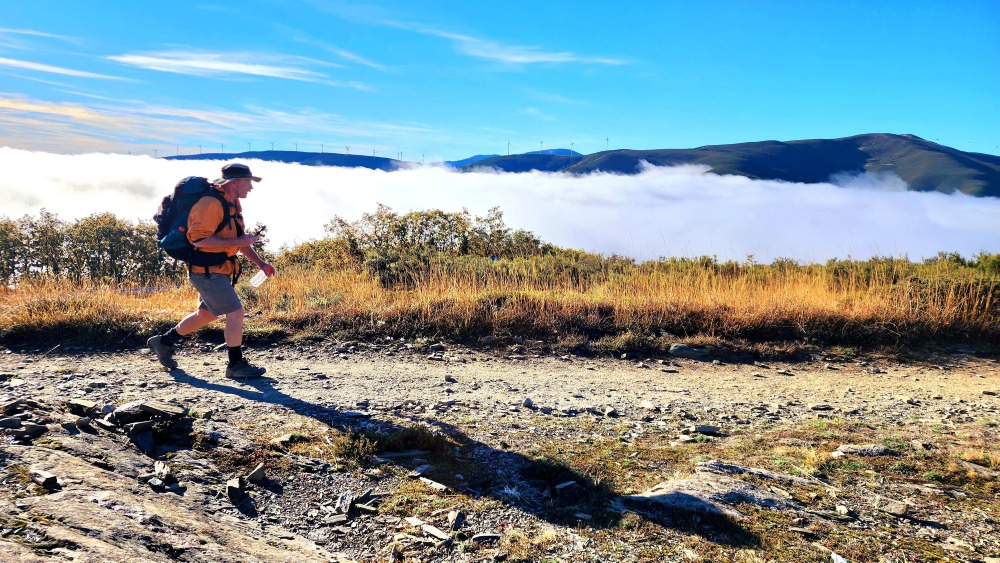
[[147, 335, 177, 369], [226, 359, 266, 379]]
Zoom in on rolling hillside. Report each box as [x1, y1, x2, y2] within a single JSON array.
[[165, 134, 1000, 197], [466, 134, 1000, 197]]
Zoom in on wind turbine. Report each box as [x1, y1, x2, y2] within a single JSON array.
[[198, 145, 202, 155], [373, 147, 377, 156], [220, 143, 225, 154], [539, 141, 543, 152], [507, 139, 511, 155], [606, 138, 609, 151], [321, 143, 324, 153], [346, 146, 350, 154], [294, 142, 298, 151], [154, 149, 158, 158], [269, 141, 274, 151], [570, 141, 574, 153], [175, 145, 179, 156], [247, 141, 251, 152]]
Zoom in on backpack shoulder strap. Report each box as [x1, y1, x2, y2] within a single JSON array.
[[204, 191, 237, 236]]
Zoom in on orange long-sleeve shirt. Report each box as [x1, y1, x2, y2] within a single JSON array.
[[186, 188, 244, 275]]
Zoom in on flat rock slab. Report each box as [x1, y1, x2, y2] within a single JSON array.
[[139, 400, 186, 418], [833, 444, 899, 457], [958, 460, 999, 478], [0, 416, 21, 428], [667, 344, 711, 359], [697, 460, 819, 487], [618, 473, 795, 520], [66, 399, 98, 415], [618, 460, 808, 520], [421, 524, 452, 541], [7, 445, 338, 562], [418, 477, 448, 492]]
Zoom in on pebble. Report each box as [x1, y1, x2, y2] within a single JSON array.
[[687, 425, 721, 435], [877, 498, 909, 517], [30, 469, 58, 488]]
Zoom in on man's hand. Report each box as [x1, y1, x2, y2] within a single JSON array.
[[261, 263, 276, 277]]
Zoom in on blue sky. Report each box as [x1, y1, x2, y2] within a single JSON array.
[[1, 0, 997, 160]]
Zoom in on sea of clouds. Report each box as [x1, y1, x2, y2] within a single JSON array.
[[1, 148, 997, 264]]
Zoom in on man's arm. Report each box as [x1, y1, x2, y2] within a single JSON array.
[[240, 246, 275, 275], [193, 234, 259, 249]]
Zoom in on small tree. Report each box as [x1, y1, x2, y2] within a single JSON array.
[[18, 209, 66, 277], [0, 217, 25, 285]]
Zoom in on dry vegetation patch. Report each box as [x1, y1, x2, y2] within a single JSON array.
[[2, 207, 999, 353]]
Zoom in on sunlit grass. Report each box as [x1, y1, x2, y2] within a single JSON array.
[[1, 255, 997, 350]]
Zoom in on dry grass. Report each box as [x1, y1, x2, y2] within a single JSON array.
[[500, 527, 560, 562], [2, 257, 996, 352]]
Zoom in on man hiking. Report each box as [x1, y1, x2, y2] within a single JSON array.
[[147, 163, 274, 378]]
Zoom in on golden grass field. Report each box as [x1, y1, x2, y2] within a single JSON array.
[[2, 254, 996, 354]]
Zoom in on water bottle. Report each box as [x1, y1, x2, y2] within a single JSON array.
[[250, 270, 267, 287]]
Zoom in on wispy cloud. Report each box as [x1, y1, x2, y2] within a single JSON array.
[[0, 95, 221, 150], [243, 105, 437, 138], [0, 27, 85, 47], [286, 29, 390, 72], [0, 93, 435, 153], [108, 50, 326, 80], [442, 31, 627, 65], [522, 88, 588, 105], [108, 49, 368, 89], [384, 21, 628, 66], [0, 28, 80, 41], [520, 107, 555, 121], [301, 4, 627, 66], [0, 57, 122, 80]]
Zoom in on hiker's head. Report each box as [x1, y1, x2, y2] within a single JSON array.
[[214, 163, 261, 198]]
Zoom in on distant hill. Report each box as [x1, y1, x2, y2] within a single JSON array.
[[523, 148, 583, 156], [165, 135, 1000, 197], [444, 154, 499, 168], [166, 150, 400, 171], [465, 134, 1000, 197]]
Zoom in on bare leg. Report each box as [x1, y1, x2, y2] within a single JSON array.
[[176, 308, 217, 336], [224, 307, 245, 347]]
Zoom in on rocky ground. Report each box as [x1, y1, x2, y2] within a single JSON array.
[[1, 338, 999, 562]]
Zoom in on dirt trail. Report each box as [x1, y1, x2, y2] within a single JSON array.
[[2, 341, 999, 562], [17, 344, 1000, 436], [6, 342, 997, 422]]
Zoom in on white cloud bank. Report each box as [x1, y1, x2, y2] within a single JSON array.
[[0, 148, 997, 264]]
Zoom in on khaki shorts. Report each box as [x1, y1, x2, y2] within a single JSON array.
[[188, 273, 242, 316]]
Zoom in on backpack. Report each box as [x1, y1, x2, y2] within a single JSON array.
[[154, 177, 239, 267]]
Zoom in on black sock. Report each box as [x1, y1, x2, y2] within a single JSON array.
[[227, 346, 243, 366], [161, 328, 184, 347]]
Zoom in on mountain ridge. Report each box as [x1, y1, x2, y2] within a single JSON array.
[[467, 134, 1000, 196], [165, 134, 1000, 197]]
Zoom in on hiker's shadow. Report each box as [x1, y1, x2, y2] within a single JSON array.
[[167, 366, 757, 547], [168, 368, 284, 405]]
